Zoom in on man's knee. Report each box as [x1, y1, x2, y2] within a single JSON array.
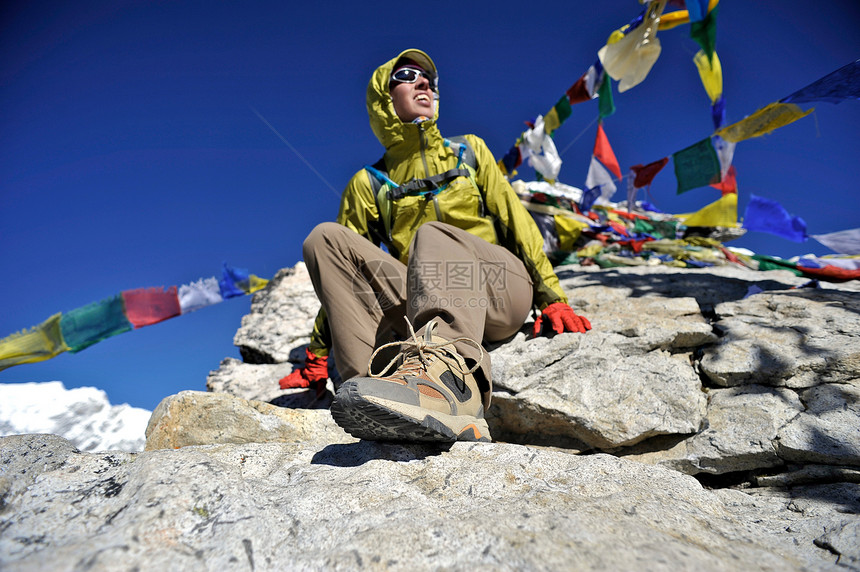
[[412, 221, 460, 250], [303, 221, 345, 261], [416, 221, 450, 238]]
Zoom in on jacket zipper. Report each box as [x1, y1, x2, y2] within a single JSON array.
[[418, 122, 443, 222]]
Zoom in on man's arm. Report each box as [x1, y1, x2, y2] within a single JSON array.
[[467, 135, 590, 335], [467, 135, 567, 309]]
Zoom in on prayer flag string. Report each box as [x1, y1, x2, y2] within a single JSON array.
[[0, 263, 269, 371], [497, 0, 721, 179]]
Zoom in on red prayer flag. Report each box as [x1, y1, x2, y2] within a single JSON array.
[[594, 124, 622, 179], [710, 165, 738, 195], [122, 286, 181, 328], [567, 75, 591, 105], [797, 264, 860, 282], [631, 157, 669, 188]]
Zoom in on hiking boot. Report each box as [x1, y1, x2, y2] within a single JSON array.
[[330, 318, 491, 443]]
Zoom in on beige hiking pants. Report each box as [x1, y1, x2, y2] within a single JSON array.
[[303, 221, 534, 399]]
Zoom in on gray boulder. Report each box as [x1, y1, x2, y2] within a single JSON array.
[[777, 380, 860, 466], [232, 263, 321, 364], [145, 390, 349, 451], [622, 385, 803, 474], [699, 290, 860, 388], [488, 332, 707, 449]]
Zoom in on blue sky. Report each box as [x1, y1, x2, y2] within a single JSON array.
[[2, 1, 858, 410]]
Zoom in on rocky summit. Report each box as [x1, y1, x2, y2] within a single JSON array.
[[2, 262, 859, 571]]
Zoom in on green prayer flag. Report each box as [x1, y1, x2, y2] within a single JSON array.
[[752, 254, 803, 275], [60, 294, 133, 353], [632, 218, 678, 240], [690, 6, 717, 60], [554, 94, 572, 124], [598, 76, 615, 118], [673, 137, 721, 194]]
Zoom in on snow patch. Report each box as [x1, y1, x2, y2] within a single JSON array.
[[0, 381, 151, 452]]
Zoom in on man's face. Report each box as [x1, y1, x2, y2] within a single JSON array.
[[390, 66, 435, 123]]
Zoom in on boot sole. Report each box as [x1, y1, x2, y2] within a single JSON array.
[[331, 381, 491, 443]]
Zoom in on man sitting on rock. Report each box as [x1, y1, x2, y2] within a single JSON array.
[[280, 48, 591, 443]]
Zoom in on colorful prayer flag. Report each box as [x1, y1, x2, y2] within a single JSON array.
[[711, 95, 726, 129], [179, 277, 224, 313], [598, 75, 615, 118], [690, 5, 717, 60], [597, 0, 666, 93], [711, 135, 735, 179], [710, 165, 737, 195], [811, 228, 860, 255], [686, 0, 709, 22], [585, 156, 617, 201], [544, 107, 561, 135], [795, 264, 860, 282], [0, 313, 68, 371], [122, 286, 181, 328], [594, 124, 622, 179], [658, 0, 717, 29], [243, 275, 269, 294], [579, 186, 601, 213], [693, 49, 722, 105], [499, 145, 522, 176], [627, 157, 669, 209], [714, 102, 813, 143], [631, 157, 669, 188], [0, 263, 268, 371], [60, 294, 133, 353], [781, 59, 860, 105], [567, 61, 605, 104], [673, 137, 721, 194], [554, 95, 572, 126], [681, 192, 737, 227], [219, 263, 270, 299], [742, 195, 808, 242], [523, 116, 563, 181], [554, 215, 589, 251]]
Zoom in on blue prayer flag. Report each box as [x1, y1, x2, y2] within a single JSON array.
[[742, 195, 808, 242], [781, 60, 860, 105], [219, 262, 249, 299], [686, 0, 709, 22], [711, 95, 726, 129], [579, 186, 601, 213]]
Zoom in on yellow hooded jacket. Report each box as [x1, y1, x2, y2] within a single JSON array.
[[307, 49, 567, 357]]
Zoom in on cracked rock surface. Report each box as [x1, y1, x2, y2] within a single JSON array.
[[1, 434, 854, 571], [5, 263, 858, 570]]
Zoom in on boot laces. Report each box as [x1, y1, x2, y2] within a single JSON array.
[[368, 317, 484, 379]]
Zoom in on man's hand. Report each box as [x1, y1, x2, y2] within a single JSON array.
[[279, 348, 329, 390], [533, 302, 592, 337]]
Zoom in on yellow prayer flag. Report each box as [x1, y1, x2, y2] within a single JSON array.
[[554, 214, 589, 252], [0, 313, 69, 371], [679, 192, 738, 227], [247, 275, 269, 293], [715, 102, 814, 143], [543, 107, 561, 135], [239, 274, 270, 294], [693, 49, 723, 104]]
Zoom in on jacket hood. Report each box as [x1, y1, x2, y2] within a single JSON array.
[[366, 48, 440, 152]]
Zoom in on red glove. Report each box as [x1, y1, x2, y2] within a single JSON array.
[[533, 302, 592, 336], [279, 348, 329, 390]]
